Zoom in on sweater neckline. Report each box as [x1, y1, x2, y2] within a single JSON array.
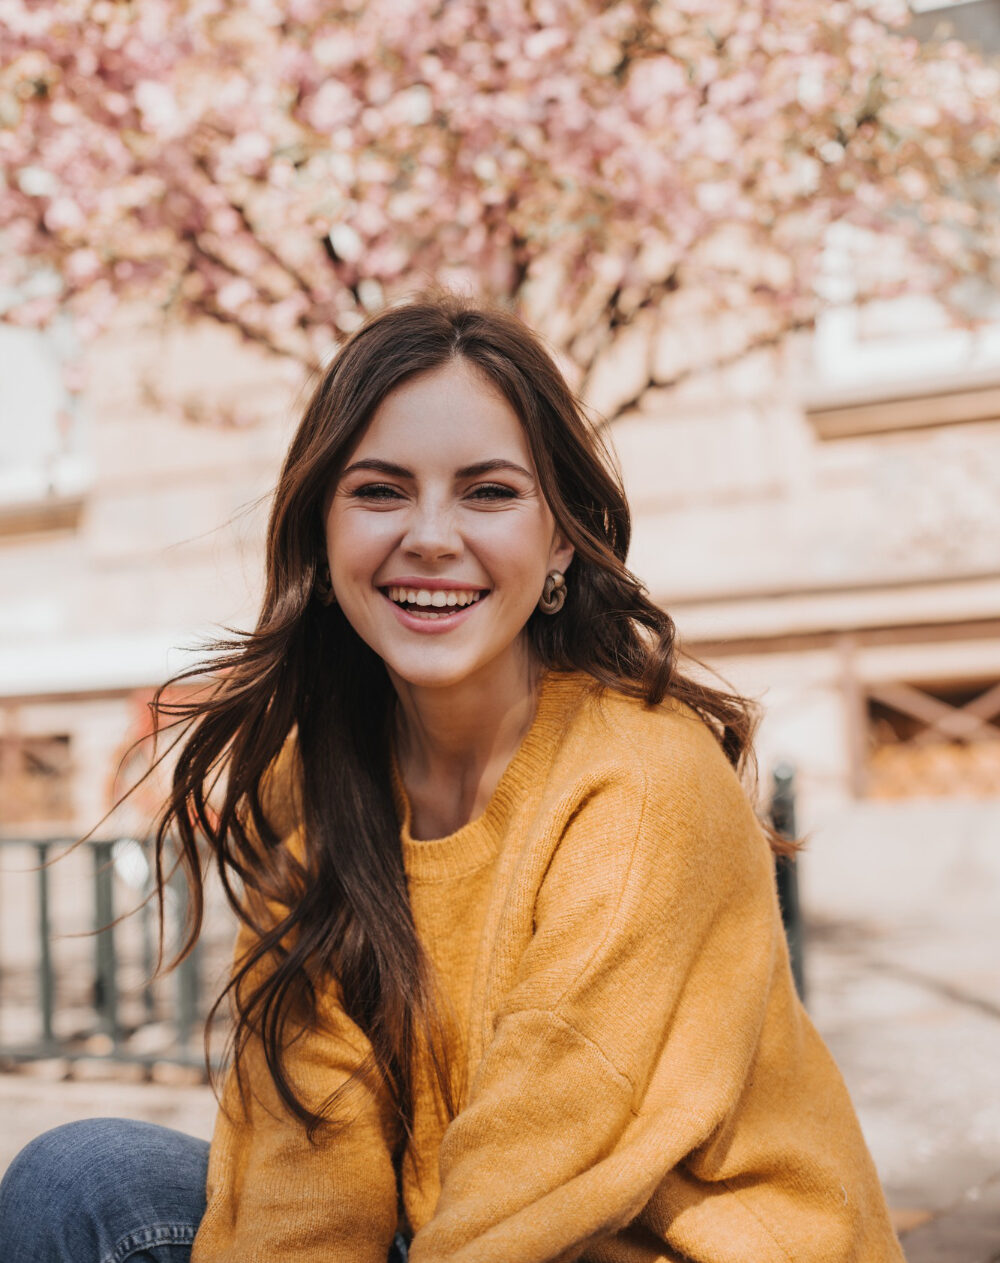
[[391, 669, 585, 882]]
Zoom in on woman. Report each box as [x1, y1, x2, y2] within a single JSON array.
[[0, 293, 904, 1262]]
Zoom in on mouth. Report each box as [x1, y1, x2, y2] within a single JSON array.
[[381, 585, 489, 621]]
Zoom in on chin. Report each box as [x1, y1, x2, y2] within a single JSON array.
[[387, 657, 482, 692], [381, 638, 519, 693]]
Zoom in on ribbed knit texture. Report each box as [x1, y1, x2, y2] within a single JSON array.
[[192, 670, 905, 1263]]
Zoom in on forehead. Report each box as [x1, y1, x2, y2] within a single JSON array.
[[350, 358, 534, 470]]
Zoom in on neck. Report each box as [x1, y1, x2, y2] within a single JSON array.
[[390, 644, 543, 836]]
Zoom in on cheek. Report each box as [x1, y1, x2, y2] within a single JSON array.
[[326, 510, 394, 577], [472, 513, 553, 576]]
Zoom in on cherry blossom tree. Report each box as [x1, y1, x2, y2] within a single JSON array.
[[2, 0, 998, 410]]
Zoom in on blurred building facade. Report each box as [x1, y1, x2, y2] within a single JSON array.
[[0, 313, 301, 840], [0, 313, 306, 1033], [612, 285, 1000, 940]]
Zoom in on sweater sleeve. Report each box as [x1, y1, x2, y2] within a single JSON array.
[[408, 719, 903, 1263], [191, 884, 401, 1262]]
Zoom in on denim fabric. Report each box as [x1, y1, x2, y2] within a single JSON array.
[[0, 1118, 208, 1263], [0, 1117, 409, 1263]]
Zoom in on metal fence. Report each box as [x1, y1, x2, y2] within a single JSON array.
[[0, 835, 234, 1072], [0, 769, 805, 1072]]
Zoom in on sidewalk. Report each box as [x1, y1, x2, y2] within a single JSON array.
[[902, 1174, 1000, 1263], [808, 918, 1000, 1262], [799, 798, 1000, 1262], [0, 1069, 215, 1178]]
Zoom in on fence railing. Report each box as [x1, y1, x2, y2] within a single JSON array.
[[0, 769, 805, 1071], [0, 835, 232, 1072]]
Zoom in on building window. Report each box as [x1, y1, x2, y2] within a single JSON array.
[[865, 677, 1000, 798], [909, 1, 1000, 57], [0, 324, 90, 535], [805, 220, 1000, 438]]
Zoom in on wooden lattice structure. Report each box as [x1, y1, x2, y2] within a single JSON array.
[[865, 678, 1000, 799]]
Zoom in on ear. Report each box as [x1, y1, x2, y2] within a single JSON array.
[[547, 528, 575, 576]]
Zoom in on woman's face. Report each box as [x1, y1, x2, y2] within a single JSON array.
[[324, 357, 573, 692]]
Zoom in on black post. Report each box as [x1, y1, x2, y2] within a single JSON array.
[[770, 764, 806, 1002], [170, 860, 200, 1050], [92, 841, 120, 1044], [35, 841, 55, 1046], [140, 842, 157, 1023]]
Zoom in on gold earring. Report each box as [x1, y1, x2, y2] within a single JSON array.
[[315, 563, 336, 606], [538, 570, 566, 615]]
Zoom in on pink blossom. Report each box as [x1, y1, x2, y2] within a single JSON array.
[[0, 0, 995, 393], [43, 196, 87, 232]]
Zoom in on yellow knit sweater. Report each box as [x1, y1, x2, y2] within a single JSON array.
[[193, 670, 904, 1263]]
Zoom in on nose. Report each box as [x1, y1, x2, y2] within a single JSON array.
[[400, 496, 461, 561]]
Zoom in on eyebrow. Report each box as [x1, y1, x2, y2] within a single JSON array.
[[340, 457, 535, 481]]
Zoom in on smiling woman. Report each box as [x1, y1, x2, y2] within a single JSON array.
[[0, 293, 905, 1263]]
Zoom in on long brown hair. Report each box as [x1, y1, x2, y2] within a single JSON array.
[[153, 290, 780, 1138]]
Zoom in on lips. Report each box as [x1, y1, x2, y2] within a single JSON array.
[[379, 583, 490, 629]]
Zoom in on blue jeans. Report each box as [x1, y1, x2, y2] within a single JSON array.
[[0, 1117, 409, 1262]]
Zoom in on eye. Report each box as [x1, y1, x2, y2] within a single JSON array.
[[468, 483, 519, 501], [351, 482, 404, 501]]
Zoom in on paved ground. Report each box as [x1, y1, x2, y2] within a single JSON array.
[[799, 798, 1000, 1262], [0, 1068, 216, 1175], [807, 918, 1000, 1262]]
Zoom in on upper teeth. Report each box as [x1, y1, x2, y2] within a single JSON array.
[[387, 587, 483, 608]]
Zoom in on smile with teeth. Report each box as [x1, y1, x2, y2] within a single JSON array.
[[384, 586, 487, 617]]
